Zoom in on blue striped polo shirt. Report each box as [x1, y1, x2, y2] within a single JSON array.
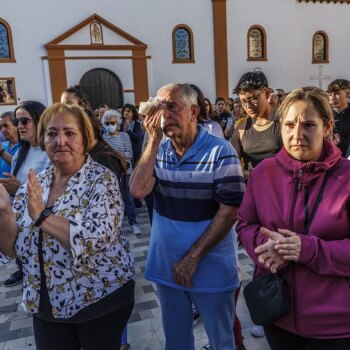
[[145, 126, 246, 292]]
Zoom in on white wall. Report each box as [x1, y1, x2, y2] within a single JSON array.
[[1, 0, 350, 114], [0, 0, 216, 113], [227, 0, 350, 94]]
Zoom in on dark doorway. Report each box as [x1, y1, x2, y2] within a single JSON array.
[[79, 68, 124, 110]]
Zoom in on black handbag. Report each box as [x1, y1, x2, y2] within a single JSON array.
[[243, 273, 289, 326], [243, 173, 329, 326]]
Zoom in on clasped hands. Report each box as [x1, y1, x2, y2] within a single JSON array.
[[255, 227, 301, 273]]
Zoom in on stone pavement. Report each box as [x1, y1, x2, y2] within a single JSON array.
[[0, 205, 270, 350]]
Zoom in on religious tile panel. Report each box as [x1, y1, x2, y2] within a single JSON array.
[[313, 34, 325, 60], [172, 24, 195, 63], [312, 31, 329, 63], [249, 29, 263, 58], [0, 23, 10, 58], [175, 28, 191, 60], [247, 25, 267, 61]]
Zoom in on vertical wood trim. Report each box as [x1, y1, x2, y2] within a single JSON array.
[[47, 49, 67, 102], [132, 48, 149, 105], [212, 0, 229, 99]]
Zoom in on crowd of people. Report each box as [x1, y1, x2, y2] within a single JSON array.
[[0, 69, 349, 350]]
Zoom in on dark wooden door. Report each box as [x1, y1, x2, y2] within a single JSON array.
[[79, 68, 124, 110]]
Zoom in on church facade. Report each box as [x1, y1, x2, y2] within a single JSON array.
[[0, 0, 349, 111]]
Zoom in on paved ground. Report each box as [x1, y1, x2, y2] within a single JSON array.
[[0, 205, 270, 350]]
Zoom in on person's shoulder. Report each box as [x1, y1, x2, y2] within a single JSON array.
[[85, 156, 116, 179], [252, 156, 279, 175], [236, 116, 249, 130], [205, 133, 238, 156]]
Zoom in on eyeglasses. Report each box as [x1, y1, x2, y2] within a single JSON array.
[[14, 117, 33, 127], [104, 122, 116, 126], [240, 90, 265, 108], [124, 109, 132, 113]]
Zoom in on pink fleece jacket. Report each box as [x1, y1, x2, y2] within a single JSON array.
[[237, 139, 350, 339]]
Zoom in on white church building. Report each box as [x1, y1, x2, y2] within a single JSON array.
[[0, 0, 349, 111]]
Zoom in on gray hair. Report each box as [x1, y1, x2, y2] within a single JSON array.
[[0, 111, 15, 123], [102, 109, 123, 126], [157, 83, 198, 107]]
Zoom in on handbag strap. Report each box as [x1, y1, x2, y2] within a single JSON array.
[[303, 173, 328, 235]]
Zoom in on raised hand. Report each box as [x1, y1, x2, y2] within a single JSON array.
[[143, 105, 164, 141], [27, 169, 45, 222]]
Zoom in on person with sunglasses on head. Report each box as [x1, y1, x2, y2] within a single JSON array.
[[0, 111, 20, 178], [102, 109, 141, 236], [0, 101, 51, 287], [231, 69, 282, 180]]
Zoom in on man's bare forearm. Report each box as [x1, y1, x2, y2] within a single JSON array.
[[187, 204, 239, 261], [129, 138, 159, 199]]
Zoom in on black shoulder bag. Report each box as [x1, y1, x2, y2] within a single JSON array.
[[243, 174, 328, 326]]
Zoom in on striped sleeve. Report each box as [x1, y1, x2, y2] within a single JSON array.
[[213, 144, 245, 206]]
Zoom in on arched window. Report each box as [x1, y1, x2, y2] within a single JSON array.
[[312, 31, 329, 64], [172, 24, 195, 63], [247, 25, 267, 61], [0, 18, 15, 62]]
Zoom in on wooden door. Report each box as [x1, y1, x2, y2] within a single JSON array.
[[79, 68, 124, 110]]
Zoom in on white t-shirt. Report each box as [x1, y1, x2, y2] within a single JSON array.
[[11, 146, 51, 185]]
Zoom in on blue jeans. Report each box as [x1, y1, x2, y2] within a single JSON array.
[[120, 174, 137, 226], [157, 284, 236, 350]]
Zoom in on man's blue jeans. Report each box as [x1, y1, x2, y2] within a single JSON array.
[[157, 284, 236, 350]]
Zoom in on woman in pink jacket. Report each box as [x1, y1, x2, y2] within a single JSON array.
[[237, 87, 350, 350]]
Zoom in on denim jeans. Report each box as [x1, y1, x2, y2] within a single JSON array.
[[120, 174, 137, 226], [157, 284, 236, 350]]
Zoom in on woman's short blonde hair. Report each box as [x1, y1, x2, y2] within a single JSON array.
[[37, 103, 95, 153], [277, 87, 334, 126]]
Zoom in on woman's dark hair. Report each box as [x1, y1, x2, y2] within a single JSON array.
[[13, 101, 46, 176], [204, 98, 214, 120], [63, 85, 91, 110], [188, 84, 205, 123], [233, 69, 269, 94], [122, 103, 138, 121], [215, 97, 226, 105]]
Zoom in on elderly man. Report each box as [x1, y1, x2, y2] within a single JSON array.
[[0, 111, 19, 178], [130, 83, 245, 350]]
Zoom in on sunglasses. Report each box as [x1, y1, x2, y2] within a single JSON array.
[[14, 117, 33, 127], [104, 122, 116, 126]]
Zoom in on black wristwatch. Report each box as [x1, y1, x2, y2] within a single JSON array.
[[34, 208, 52, 227]]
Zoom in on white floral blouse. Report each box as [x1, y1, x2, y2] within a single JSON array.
[[8, 156, 135, 318]]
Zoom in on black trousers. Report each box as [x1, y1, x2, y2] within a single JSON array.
[[33, 303, 133, 350], [264, 323, 350, 350]]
